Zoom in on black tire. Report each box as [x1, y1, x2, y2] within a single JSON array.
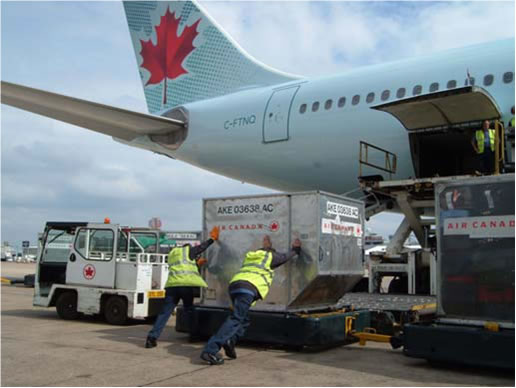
[[24, 274, 35, 288], [351, 277, 369, 293], [388, 276, 408, 294], [104, 296, 128, 325], [56, 291, 79, 320]]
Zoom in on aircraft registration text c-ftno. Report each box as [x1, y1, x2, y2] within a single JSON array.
[[224, 115, 257, 130], [1, 1, 514, 195]]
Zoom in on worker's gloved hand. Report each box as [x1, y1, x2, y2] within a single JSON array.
[[292, 238, 302, 255], [210, 226, 220, 241], [197, 257, 208, 266]]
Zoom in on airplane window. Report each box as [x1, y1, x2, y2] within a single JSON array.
[[325, 99, 333, 110], [299, 104, 307, 114], [381, 90, 390, 101], [396, 88, 406, 99], [483, 74, 494, 86], [447, 80, 457, 89], [366, 92, 375, 103], [338, 97, 346, 107], [312, 102, 320, 112], [429, 82, 439, 92], [352, 95, 360, 105], [503, 72, 513, 84], [412, 85, 422, 95]]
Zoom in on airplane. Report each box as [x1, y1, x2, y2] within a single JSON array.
[[2, 0, 515, 197]]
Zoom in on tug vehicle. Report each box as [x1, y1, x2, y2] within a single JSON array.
[[33, 221, 171, 324]]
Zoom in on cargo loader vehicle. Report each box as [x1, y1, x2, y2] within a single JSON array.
[[402, 174, 514, 369]]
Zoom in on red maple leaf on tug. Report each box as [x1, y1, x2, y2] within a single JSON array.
[[140, 7, 201, 104]]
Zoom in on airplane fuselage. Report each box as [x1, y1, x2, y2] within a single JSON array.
[[143, 39, 514, 194], [3, 3, 514, 198]]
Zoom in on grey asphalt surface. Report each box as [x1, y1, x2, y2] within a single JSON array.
[[1, 263, 514, 387]]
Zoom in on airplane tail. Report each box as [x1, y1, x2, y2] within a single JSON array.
[[123, 1, 299, 114]]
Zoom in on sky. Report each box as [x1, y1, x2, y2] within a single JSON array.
[[1, 0, 515, 251]]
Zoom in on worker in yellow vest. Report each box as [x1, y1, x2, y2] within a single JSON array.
[[145, 226, 220, 348], [200, 235, 302, 365], [471, 120, 496, 174], [508, 106, 515, 129]]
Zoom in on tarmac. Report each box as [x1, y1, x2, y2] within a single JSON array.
[[1, 262, 514, 387]]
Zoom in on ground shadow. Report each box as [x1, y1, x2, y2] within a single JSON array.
[[1, 308, 60, 321], [94, 323, 211, 365], [1, 308, 147, 327], [275, 344, 514, 386]]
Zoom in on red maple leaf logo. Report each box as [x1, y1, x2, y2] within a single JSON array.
[[83, 264, 96, 280], [140, 7, 201, 105], [269, 221, 280, 232]]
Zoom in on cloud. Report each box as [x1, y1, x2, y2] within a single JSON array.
[[1, 1, 514, 248], [202, 1, 514, 76]]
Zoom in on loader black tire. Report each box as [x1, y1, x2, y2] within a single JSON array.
[[104, 296, 128, 325], [56, 291, 79, 320], [388, 276, 408, 294], [24, 274, 35, 288]]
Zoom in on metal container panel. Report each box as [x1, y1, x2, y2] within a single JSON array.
[[287, 194, 320, 308], [318, 193, 364, 275], [202, 192, 364, 312], [288, 193, 364, 308], [435, 174, 515, 323], [202, 194, 291, 310]]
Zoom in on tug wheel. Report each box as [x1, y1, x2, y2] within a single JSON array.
[[104, 296, 128, 325], [56, 291, 79, 320]]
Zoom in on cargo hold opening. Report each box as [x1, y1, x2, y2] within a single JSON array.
[[372, 86, 502, 178], [409, 124, 485, 177]]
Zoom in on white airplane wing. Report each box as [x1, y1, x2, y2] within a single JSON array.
[[1, 81, 185, 142]]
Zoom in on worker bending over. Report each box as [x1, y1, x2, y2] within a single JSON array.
[[200, 235, 301, 365], [145, 226, 220, 348]]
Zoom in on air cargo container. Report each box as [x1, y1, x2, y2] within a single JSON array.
[[176, 191, 371, 346], [403, 174, 515, 369]]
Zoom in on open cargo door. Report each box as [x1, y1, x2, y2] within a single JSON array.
[[372, 87, 502, 177]]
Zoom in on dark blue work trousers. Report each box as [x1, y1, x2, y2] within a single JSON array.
[[203, 292, 255, 355], [148, 286, 194, 340], [480, 149, 495, 174]]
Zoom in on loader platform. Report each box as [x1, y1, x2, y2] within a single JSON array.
[[176, 306, 372, 348]]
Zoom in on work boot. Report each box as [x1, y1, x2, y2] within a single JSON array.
[[200, 351, 224, 365], [222, 339, 237, 359], [145, 336, 157, 348]]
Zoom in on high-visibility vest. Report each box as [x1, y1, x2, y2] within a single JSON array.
[[230, 250, 274, 299], [165, 246, 208, 288], [475, 129, 495, 154], [510, 117, 515, 127]]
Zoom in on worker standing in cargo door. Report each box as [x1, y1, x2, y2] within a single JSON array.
[[472, 120, 496, 174], [508, 106, 515, 129], [145, 226, 220, 348], [200, 235, 302, 365]]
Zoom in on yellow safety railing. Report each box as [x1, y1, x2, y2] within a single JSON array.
[[494, 120, 505, 175], [359, 141, 397, 179]]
